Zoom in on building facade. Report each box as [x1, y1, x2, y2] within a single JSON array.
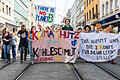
[[0, 0, 14, 33], [70, 0, 77, 29], [99, 0, 120, 31], [84, 0, 100, 25], [28, 0, 36, 28], [14, 0, 29, 29], [76, 0, 84, 29], [66, 9, 71, 19]]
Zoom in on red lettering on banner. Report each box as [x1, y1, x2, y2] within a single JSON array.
[[39, 11, 46, 16], [32, 31, 39, 40], [74, 31, 80, 39], [39, 57, 54, 61], [66, 31, 69, 38]]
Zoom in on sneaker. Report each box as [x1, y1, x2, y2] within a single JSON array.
[[5, 60, 8, 63], [12, 59, 16, 62], [111, 60, 115, 64], [31, 61, 34, 65]]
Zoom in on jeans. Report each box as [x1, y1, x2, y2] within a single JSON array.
[[28, 42, 34, 62], [20, 46, 27, 61], [3, 44, 10, 61], [12, 45, 16, 59]]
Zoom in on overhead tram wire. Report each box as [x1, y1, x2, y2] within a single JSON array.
[[61, 0, 68, 17], [42, 0, 45, 5]]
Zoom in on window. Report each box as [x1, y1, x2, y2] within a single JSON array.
[[6, 5, 8, 15], [102, 4, 104, 16], [2, 2, 4, 13], [87, 0, 88, 6], [92, 7, 94, 19], [0, 0, 1, 11], [96, 4, 98, 18], [110, 0, 113, 11], [85, 14, 86, 21], [115, 0, 119, 9], [84, 1, 86, 8], [89, 0, 91, 4], [106, 2, 108, 14], [9, 7, 11, 16], [89, 10, 91, 19], [87, 12, 88, 21], [81, 4, 84, 11]]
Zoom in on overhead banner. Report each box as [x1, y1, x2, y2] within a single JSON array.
[[36, 5, 56, 23], [79, 33, 120, 62], [32, 30, 80, 63]]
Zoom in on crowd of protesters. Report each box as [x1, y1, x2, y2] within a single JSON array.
[[0, 19, 118, 64]]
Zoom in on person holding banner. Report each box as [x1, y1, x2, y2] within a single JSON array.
[[44, 27, 50, 37], [77, 27, 82, 32], [96, 23, 103, 33], [51, 25, 56, 32], [18, 25, 28, 63], [38, 25, 42, 31], [106, 25, 115, 64], [108, 25, 115, 33], [28, 26, 36, 64], [62, 19, 73, 31], [84, 25, 91, 33], [91, 24, 98, 33]]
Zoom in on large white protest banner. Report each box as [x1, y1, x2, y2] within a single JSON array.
[[79, 33, 120, 62]]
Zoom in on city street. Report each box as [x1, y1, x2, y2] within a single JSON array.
[[0, 0, 120, 80], [0, 57, 120, 80]]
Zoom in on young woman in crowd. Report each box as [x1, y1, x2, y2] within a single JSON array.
[[44, 27, 50, 37], [106, 25, 115, 64], [51, 25, 55, 32], [84, 25, 91, 33], [18, 25, 28, 63], [2, 28, 12, 63], [11, 28, 18, 60], [77, 27, 82, 32], [38, 25, 42, 31], [28, 26, 36, 64]]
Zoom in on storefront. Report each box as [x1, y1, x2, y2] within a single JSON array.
[[0, 19, 19, 34], [5, 22, 19, 33], [0, 20, 5, 34], [92, 13, 120, 32]]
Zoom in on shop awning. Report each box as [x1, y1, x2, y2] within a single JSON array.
[[0, 19, 5, 24], [91, 12, 120, 26]]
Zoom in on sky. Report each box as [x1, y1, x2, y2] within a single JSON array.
[[34, 0, 75, 24]]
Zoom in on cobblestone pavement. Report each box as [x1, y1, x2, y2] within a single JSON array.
[[20, 63, 77, 80], [75, 59, 118, 80], [0, 57, 120, 80]]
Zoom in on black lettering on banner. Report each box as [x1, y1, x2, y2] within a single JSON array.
[[64, 49, 71, 56], [110, 38, 119, 43], [42, 49, 48, 56], [50, 47, 62, 56], [54, 47, 58, 55], [72, 48, 76, 56], [50, 47, 55, 56], [86, 45, 93, 49], [58, 48, 62, 55], [33, 48, 39, 58]]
